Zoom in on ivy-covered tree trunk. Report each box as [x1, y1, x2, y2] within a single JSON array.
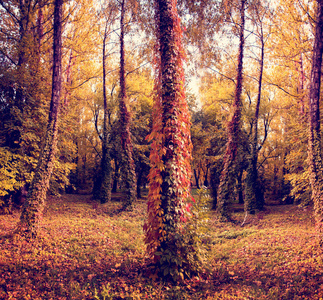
[[17, 0, 63, 237], [136, 169, 142, 199], [144, 0, 197, 281], [308, 0, 323, 243], [216, 0, 245, 220], [237, 169, 244, 204], [112, 159, 120, 193], [194, 169, 201, 189], [244, 28, 265, 214], [98, 21, 112, 204], [119, 0, 137, 209]]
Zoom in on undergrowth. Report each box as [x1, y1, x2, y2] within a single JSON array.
[[0, 193, 323, 299]]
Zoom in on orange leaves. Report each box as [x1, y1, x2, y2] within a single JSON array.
[[143, 2, 198, 282], [3, 194, 323, 298]]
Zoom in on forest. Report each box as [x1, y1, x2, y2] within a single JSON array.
[[2, 0, 323, 299]]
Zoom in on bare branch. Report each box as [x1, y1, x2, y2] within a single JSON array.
[[206, 66, 236, 85]]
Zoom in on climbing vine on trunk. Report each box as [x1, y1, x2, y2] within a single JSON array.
[[144, 0, 200, 281], [119, 0, 137, 210], [18, 0, 63, 237], [98, 16, 112, 204], [308, 0, 323, 244], [216, 0, 245, 221]]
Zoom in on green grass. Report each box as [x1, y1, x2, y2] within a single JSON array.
[[1, 195, 323, 299]]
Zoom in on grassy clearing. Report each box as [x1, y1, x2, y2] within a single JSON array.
[[1, 194, 323, 299]]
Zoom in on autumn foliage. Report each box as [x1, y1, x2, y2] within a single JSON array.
[[1, 195, 323, 299], [3, 0, 323, 297], [143, 0, 196, 280]]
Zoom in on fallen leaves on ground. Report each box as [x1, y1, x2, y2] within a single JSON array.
[[0, 195, 322, 299]]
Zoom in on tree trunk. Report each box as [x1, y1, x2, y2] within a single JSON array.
[[98, 22, 112, 204], [119, 0, 137, 209], [112, 159, 120, 193], [308, 0, 323, 243], [18, 0, 63, 237], [194, 168, 200, 189], [237, 169, 244, 204], [136, 170, 142, 199], [244, 27, 265, 214], [216, 0, 245, 221], [203, 165, 209, 187], [298, 54, 305, 115], [144, 0, 196, 280]]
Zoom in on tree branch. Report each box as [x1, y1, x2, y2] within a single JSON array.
[[206, 66, 236, 85]]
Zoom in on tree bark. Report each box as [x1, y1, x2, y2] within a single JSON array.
[[194, 168, 200, 189], [244, 23, 265, 214], [298, 54, 305, 115], [136, 169, 142, 199], [216, 0, 245, 220], [119, 0, 137, 209], [98, 21, 112, 204], [308, 0, 323, 243], [237, 169, 244, 204], [112, 159, 120, 193], [18, 0, 63, 237], [203, 165, 209, 187]]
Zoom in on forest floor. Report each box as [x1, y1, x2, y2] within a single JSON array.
[[0, 193, 323, 300]]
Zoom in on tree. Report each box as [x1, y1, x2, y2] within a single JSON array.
[[244, 0, 272, 214], [266, 0, 311, 206], [308, 0, 323, 243], [119, 0, 137, 209], [17, 0, 63, 237], [190, 102, 226, 193], [0, 0, 83, 207], [216, 0, 246, 220], [0, 0, 49, 206], [98, 15, 113, 203], [128, 69, 154, 199], [96, 2, 118, 203], [144, 0, 200, 281]]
